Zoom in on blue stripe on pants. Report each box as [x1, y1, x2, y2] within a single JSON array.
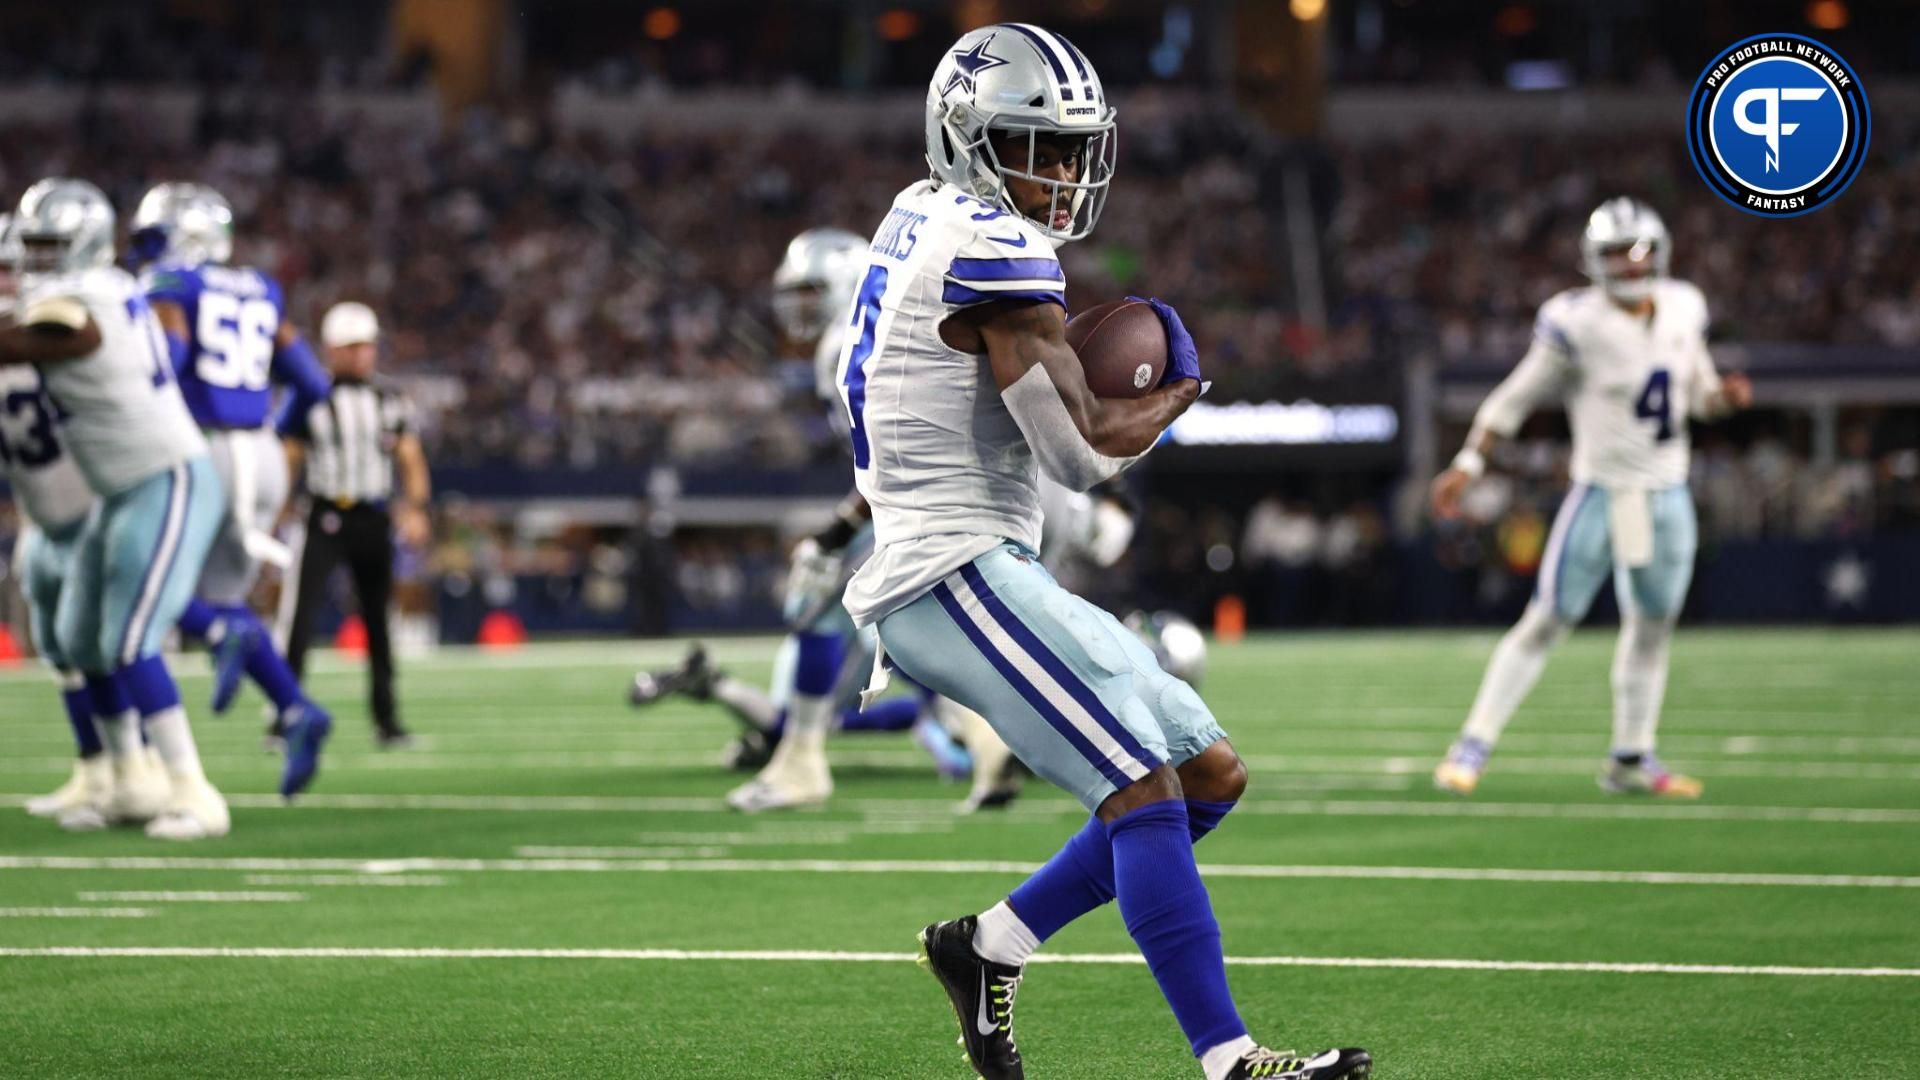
[[930, 581, 1138, 790], [956, 563, 1159, 768]]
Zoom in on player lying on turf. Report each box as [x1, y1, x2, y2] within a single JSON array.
[[628, 476, 1142, 808], [2, 179, 231, 839], [1430, 197, 1753, 799], [834, 24, 1371, 1080]]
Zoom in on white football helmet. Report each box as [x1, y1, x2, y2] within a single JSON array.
[[771, 227, 869, 344], [131, 182, 234, 267], [13, 178, 115, 276], [1580, 196, 1669, 304], [1125, 611, 1208, 688], [925, 23, 1116, 243]]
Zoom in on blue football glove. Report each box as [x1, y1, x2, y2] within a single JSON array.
[[1126, 295, 1202, 389]]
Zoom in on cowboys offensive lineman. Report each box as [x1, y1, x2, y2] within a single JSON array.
[[1431, 197, 1753, 798], [0, 216, 131, 826], [842, 23, 1369, 1080], [1, 179, 231, 839]]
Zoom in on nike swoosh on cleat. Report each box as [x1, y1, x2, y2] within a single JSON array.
[[975, 969, 998, 1036], [985, 233, 1027, 248], [1307, 1050, 1340, 1068]]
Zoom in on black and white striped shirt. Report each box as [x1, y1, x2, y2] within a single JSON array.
[[281, 380, 414, 504]]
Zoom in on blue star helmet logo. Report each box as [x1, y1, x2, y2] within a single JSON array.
[[941, 33, 1008, 98]]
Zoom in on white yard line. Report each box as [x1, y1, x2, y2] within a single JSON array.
[[0, 907, 154, 918], [5, 750, 1910, 780], [0, 945, 1911, 979], [5, 854, 1917, 889], [6, 790, 1911, 825], [512, 846, 732, 858], [243, 875, 447, 888], [75, 891, 306, 903]]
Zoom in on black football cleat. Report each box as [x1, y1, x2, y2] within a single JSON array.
[[918, 916, 1024, 1080], [1226, 1047, 1373, 1079], [628, 646, 718, 707]]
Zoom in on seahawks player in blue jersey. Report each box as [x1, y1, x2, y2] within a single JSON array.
[[130, 182, 332, 797]]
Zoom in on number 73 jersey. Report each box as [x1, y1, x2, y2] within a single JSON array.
[[142, 261, 286, 429], [1494, 279, 1721, 491]]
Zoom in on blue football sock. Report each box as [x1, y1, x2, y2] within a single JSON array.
[[119, 656, 182, 716], [792, 632, 845, 697], [1003, 797, 1238, 945], [86, 673, 131, 718], [62, 683, 104, 758], [176, 599, 218, 642], [837, 695, 921, 732], [1109, 800, 1247, 1057], [218, 606, 305, 712], [1186, 799, 1236, 843], [1009, 815, 1116, 940]]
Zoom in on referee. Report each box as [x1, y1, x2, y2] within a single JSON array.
[[280, 302, 431, 747]]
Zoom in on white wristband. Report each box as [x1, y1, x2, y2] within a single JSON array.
[[1451, 448, 1486, 479]]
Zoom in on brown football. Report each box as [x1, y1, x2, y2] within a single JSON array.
[[1066, 299, 1168, 399]]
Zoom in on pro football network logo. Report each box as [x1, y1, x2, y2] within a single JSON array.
[[1687, 33, 1869, 218]]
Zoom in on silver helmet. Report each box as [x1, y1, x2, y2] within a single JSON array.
[[131, 182, 234, 267], [1125, 611, 1208, 688], [1580, 196, 1669, 304], [771, 227, 869, 343], [925, 23, 1116, 243], [14, 178, 115, 276]]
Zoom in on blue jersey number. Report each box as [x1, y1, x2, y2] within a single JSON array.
[[1634, 369, 1674, 442], [0, 390, 61, 468], [195, 292, 278, 391], [840, 264, 889, 469]]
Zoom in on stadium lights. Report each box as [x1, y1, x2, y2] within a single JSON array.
[[876, 10, 920, 41], [1807, 0, 1849, 30], [643, 7, 682, 41]]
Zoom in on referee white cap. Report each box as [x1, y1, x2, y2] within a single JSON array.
[[321, 301, 380, 347]]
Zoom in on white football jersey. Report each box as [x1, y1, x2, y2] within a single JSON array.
[[1480, 279, 1720, 490], [840, 180, 1066, 626], [0, 334, 92, 532], [22, 267, 208, 496]]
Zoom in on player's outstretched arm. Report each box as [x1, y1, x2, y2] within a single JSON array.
[[0, 296, 102, 365], [960, 299, 1197, 492], [1431, 335, 1570, 520]]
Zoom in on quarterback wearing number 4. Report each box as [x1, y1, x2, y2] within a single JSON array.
[[1431, 197, 1753, 799], [840, 23, 1369, 1080]]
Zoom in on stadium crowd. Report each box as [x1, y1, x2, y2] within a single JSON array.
[[0, 90, 1911, 473]]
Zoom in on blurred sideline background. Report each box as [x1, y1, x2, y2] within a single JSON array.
[[0, 0, 1914, 656]]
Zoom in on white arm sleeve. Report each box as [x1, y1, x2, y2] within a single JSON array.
[[1002, 365, 1146, 493], [1469, 337, 1572, 442]]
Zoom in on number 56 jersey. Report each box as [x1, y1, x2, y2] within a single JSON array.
[[142, 261, 287, 430], [838, 179, 1067, 628], [1488, 279, 1722, 491]]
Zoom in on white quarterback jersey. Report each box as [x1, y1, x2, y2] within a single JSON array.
[[0, 324, 92, 532], [1476, 279, 1721, 491], [840, 180, 1068, 626], [22, 267, 208, 497]]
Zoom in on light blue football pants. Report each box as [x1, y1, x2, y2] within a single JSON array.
[[55, 456, 226, 674], [16, 517, 86, 671], [877, 542, 1227, 812]]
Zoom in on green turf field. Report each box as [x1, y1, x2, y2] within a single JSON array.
[[1, 629, 1916, 1078]]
